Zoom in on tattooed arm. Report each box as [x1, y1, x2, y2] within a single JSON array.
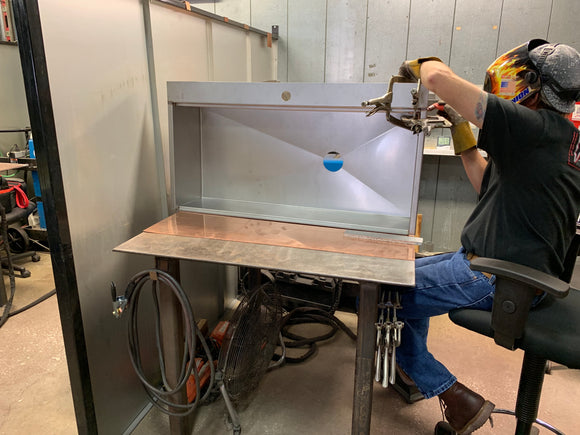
[[420, 61, 489, 192], [419, 61, 488, 129]]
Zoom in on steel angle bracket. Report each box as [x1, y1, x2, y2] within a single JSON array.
[[361, 76, 451, 135]]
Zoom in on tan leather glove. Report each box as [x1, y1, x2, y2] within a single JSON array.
[[398, 57, 442, 81], [431, 102, 477, 155]]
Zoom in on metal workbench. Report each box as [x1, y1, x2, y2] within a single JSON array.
[[115, 210, 416, 434]]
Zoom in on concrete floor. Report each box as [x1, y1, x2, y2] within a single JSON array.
[[1, 253, 580, 434]]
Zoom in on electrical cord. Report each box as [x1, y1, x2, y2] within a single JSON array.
[[7, 289, 56, 317], [120, 269, 216, 417], [273, 306, 357, 364]]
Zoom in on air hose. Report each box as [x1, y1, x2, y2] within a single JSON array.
[[274, 306, 357, 364], [113, 269, 216, 417]]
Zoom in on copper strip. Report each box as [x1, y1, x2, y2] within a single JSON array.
[[145, 211, 415, 261]]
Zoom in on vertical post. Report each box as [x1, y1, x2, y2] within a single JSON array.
[[352, 281, 379, 435], [155, 256, 191, 435]]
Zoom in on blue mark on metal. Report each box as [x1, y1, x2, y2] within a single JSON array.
[[323, 151, 343, 172]]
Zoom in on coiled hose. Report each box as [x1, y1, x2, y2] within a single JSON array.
[[123, 269, 215, 417]]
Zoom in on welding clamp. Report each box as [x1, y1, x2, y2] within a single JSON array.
[[361, 76, 451, 135]]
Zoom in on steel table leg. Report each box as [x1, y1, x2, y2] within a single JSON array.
[[352, 281, 379, 435], [155, 257, 193, 435]]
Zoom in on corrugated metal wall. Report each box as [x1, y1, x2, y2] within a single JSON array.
[[201, 0, 580, 251]]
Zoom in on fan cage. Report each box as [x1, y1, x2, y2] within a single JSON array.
[[218, 281, 285, 402]]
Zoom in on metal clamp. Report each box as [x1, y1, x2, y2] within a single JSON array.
[[362, 76, 451, 135]]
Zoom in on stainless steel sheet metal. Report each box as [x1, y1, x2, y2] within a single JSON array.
[[169, 82, 425, 235]]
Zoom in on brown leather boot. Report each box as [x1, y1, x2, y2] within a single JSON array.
[[438, 382, 494, 434]]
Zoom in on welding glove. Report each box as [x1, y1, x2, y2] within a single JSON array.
[[398, 57, 442, 81], [433, 102, 477, 155]]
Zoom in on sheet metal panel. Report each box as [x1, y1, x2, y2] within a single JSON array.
[[216, 0, 251, 24], [150, 2, 209, 209], [406, 0, 455, 62], [325, 0, 367, 83], [249, 32, 275, 82], [548, 0, 580, 47], [287, 0, 326, 82], [364, 0, 410, 83], [496, 0, 551, 57], [194, 1, 215, 14], [251, 0, 287, 81], [212, 21, 248, 81], [449, 0, 502, 84], [169, 81, 427, 235], [37, 0, 166, 433]]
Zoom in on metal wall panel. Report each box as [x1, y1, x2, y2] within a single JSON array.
[[325, 0, 367, 82], [251, 0, 287, 81], [212, 21, 249, 81], [287, 0, 327, 82], [37, 0, 164, 433], [150, 2, 209, 210], [548, 0, 580, 48], [430, 157, 478, 252], [216, 0, 251, 24], [496, 0, 551, 57], [0, 44, 29, 152], [250, 32, 276, 82], [194, 1, 215, 14], [406, 0, 455, 62], [34, 0, 276, 432], [364, 0, 410, 83], [449, 0, 502, 84]]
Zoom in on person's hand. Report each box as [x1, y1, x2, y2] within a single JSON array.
[[429, 102, 476, 155], [398, 57, 442, 81]]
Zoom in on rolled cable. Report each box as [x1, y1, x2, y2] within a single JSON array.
[[124, 269, 215, 416]]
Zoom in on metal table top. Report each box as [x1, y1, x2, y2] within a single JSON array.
[[0, 162, 28, 172], [114, 212, 416, 285]]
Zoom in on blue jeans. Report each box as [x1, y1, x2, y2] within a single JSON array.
[[388, 248, 496, 399]]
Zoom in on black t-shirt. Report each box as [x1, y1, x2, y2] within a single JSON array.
[[461, 94, 580, 276]]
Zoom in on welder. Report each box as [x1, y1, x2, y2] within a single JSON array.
[[386, 40, 580, 434]]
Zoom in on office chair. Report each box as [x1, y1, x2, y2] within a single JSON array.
[[0, 177, 39, 278], [442, 232, 580, 435], [1, 202, 40, 278]]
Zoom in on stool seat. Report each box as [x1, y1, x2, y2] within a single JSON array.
[[450, 289, 580, 370]]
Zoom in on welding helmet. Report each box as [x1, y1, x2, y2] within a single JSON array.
[[484, 39, 547, 107], [485, 39, 580, 113]]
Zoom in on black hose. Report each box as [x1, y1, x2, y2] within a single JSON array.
[[7, 288, 56, 317], [123, 269, 215, 417], [273, 306, 357, 364]]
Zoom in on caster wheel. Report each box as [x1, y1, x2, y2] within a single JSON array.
[[434, 421, 457, 435], [7, 227, 29, 253], [32, 254, 41, 262], [20, 270, 31, 278]]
